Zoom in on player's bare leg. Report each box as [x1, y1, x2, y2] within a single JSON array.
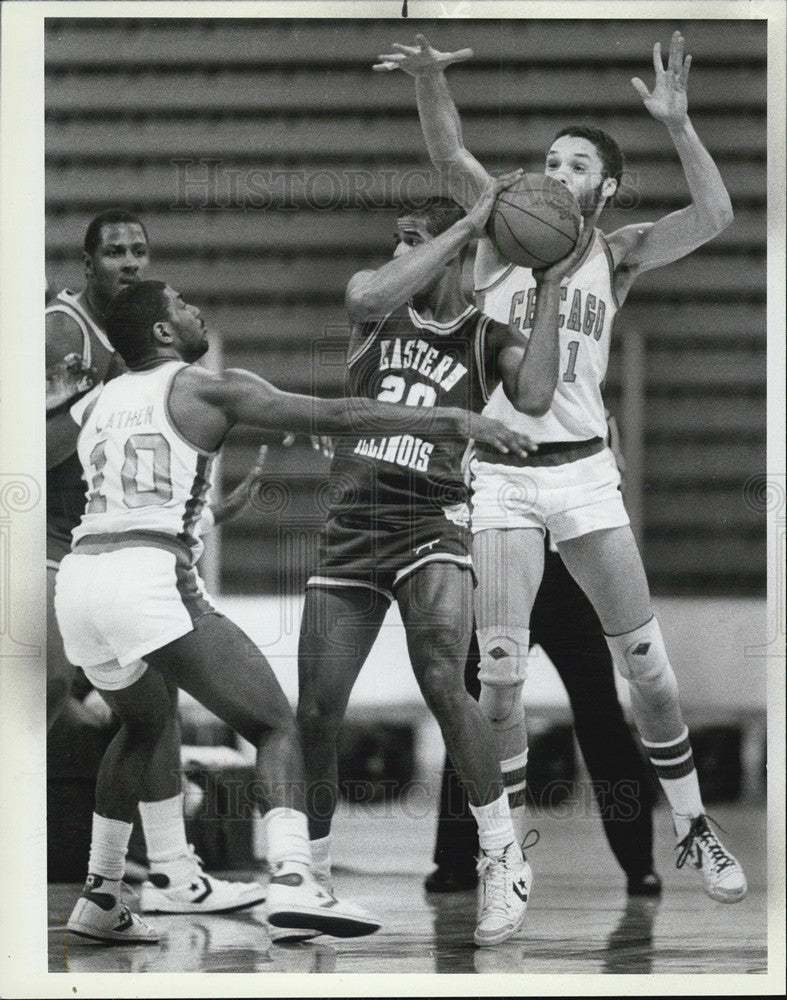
[[473, 527, 545, 843], [398, 563, 505, 807], [297, 586, 389, 863], [67, 665, 177, 943], [558, 524, 746, 902], [46, 564, 78, 730], [397, 562, 532, 945], [145, 612, 380, 936]]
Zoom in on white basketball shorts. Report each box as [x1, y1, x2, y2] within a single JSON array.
[[54, 546, 215, 690], [470, 445, 629, 542]]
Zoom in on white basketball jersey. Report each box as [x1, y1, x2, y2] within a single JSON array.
[[474, 230, 619, 442], [71, 360, 216, 565]]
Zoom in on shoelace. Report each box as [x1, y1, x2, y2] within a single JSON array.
[[476, 845, 516, 913], [675, 815, 735, 873], [521, 829, 540, 854]]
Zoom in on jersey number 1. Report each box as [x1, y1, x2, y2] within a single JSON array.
[[562, 341, 580, 383]]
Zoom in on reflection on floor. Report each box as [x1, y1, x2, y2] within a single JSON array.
[[48, 799, 769, 978]]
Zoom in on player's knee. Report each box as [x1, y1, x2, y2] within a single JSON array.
[[416, 660, 467, 719], [477, 627, 529, 684], [606, 617, 677, 696]]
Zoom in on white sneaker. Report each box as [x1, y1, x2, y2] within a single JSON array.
[[67, 874, 159, 944], [266, 862, 381, 938], [675, 814, 747, 903], [267, 868, 333, 943], [474, 843, 532, 948], [140, 847, 266, 914]]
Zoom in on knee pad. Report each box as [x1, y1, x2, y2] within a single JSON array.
[[477, 627, 530, 726], [605, 617, 676, 696], [477, 627, 530, 686]]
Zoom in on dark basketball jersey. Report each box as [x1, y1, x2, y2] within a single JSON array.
[[326, 302, 494, 521], [46, 289, 122, 559]]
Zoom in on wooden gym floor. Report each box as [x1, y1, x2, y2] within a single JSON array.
[[48, 797, 771, 984]]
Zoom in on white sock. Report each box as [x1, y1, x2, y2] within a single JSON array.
[[139, 793, 189, 866], [311, 835, 332, 879], [641, 728, 704, 838], [469, 792, 522, 859], [87, 813, 133, 882], [264, 807, 312, 868]]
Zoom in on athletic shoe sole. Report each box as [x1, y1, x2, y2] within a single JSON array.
[[473, 906, 527, 948], [268, 925, 323, 944], [140, 886, 267, 914], [266, 905, 381, 938], [67, 923, 160, 944], [705, 880, 748, 903]]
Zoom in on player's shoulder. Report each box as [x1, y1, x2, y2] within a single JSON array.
[[169, 361, 220, 397], [603, 221, 656, 272]]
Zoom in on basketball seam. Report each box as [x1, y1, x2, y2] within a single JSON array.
[[496, 196, 579, 241], [494, 211, 553, 266]]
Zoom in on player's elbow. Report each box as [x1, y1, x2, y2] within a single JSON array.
[[522, 399, 552, 418], [716, 200, 734, 232], [509, 389, 552, 417], [345, 286, 377, 319], [697, 196, 734, 237]]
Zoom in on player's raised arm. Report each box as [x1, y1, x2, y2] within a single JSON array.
[[489, 221, 588, 416], [176, 366, 538, 459], [609, 31, 734, 289], [345, 171, 523, 323], [374, 34, 491, 210]]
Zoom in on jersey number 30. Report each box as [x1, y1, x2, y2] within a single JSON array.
[[86, 433, 173, 513]]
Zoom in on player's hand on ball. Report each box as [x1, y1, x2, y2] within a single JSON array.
[[470, 414, 538, 457], [466, 170, 526, 238], [373, 34, 473, 75], [631, 30, 691, 127], [533, 218, 586, 285]]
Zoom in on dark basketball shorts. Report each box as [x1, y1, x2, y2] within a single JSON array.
[[307, 506, 474, 602]]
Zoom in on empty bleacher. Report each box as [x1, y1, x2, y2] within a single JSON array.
[[45, 17, 767, 595]]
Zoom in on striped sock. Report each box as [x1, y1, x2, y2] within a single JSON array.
[[641, 727, 703, 835], [500, 748, 529, 844]]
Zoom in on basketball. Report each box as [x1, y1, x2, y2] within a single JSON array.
[[487, 174, 582, 268]]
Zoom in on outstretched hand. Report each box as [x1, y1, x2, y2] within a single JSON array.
[[373, 33, 472, 76], [465, 170, 525, 237], [632, 30, 691, 128]]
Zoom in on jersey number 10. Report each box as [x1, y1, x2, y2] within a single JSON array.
[[86, 432, 173, 513]]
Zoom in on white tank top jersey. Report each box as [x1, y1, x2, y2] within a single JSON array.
[[71, 360, 216, 566], [474, 229, 619, 443]]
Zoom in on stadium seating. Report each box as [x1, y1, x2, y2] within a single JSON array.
[[45, 17, 767, 595]]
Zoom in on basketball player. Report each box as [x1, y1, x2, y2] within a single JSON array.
[[47, 209, 147, 729], [376, 30, 746, 903], [54, 278, 535, 943], [46, 212, 268, 918], [295, 176, 587, 947], [427, 416, 661, 898]]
